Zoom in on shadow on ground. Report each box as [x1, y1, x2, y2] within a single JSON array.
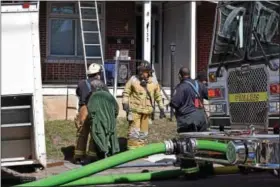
[[92, 173, 280, 187]]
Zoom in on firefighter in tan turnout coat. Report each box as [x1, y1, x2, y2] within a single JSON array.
[[122, 61, 166, 150], [74, 63, 107, 164]]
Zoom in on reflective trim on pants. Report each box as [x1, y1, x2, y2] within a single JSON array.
[[87, 151, 97, 157], [138, 131, 148, 147], [87, 136, 98, 158], [127, 112, 150, 150], [74, 150, 85, 156]]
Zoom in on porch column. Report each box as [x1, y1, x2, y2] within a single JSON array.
[[143, 1, 158, 83], [190, 2, 197, 79], [143, 1, 152, 64]]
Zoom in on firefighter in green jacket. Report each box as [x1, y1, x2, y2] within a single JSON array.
[[122, 61, 166, 150]]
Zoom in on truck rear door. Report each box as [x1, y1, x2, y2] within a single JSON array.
[[1, 1, 46, 168]]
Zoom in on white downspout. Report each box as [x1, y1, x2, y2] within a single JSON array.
[[190, 2, 197, 79]]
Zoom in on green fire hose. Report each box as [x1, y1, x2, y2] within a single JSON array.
[[63, 166, 240, 186], [17, 143, 167, 187], [196, 140, 227, 153], [17, 140, 228, 187]]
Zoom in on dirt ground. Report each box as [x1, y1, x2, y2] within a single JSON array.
[[45, 118, 177, 160]]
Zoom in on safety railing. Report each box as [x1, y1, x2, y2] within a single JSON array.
[[41, 59, 149, 85]]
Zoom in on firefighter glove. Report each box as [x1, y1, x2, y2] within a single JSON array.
[[159, 109, 166, 119], [122, 103, 129, 113]]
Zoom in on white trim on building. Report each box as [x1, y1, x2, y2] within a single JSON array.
[[190, 1, 197, 79]]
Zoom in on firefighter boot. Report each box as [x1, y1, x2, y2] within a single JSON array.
[[83, 136, 99, 165]]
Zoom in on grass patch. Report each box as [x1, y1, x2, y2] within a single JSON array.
[[45, 118, 177, 159]]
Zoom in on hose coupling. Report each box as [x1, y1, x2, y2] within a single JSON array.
[[171, 138, 195, 157], [226, 140, 256, 165], [189, 138, 198, 151], [226, 140, 246, 165], [164, 140, 175, 155]]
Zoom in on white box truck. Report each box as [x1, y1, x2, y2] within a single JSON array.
[[1, 1, 47, 169]]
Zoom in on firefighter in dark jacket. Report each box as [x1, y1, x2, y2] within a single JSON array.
[[170, 67, 209, 174], [74, 63, 108, 164], [170, 67, 208, 132]]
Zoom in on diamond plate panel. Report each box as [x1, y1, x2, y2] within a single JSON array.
[[227, 65, 268, 125]]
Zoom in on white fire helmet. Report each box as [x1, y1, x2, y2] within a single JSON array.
[[87, 63, 102, 75]]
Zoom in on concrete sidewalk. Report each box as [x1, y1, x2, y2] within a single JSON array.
[[2, 157, 279, 187]]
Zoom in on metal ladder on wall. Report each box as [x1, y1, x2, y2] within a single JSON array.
[[78, 1, 106, 84]]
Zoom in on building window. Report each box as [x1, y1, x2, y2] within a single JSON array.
[[50, 19, 75, 55], [47, 2, 104, 58]]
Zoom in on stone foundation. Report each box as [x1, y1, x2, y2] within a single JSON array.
[[43, 96, 126, 121]]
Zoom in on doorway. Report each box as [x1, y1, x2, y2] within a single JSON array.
[[136, 15, 143, 62], [151, 15, 161, 81]]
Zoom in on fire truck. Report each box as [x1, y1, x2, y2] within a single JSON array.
[[1, 1, 47, 169], [206, 1, 280, 132]]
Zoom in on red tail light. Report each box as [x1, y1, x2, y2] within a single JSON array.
[[270, 83, 280, 95], [22, 2, 30, 9], [208, 88, 222, 98]]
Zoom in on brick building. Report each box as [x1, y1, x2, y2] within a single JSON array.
[[39, 1, 217, 120]]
